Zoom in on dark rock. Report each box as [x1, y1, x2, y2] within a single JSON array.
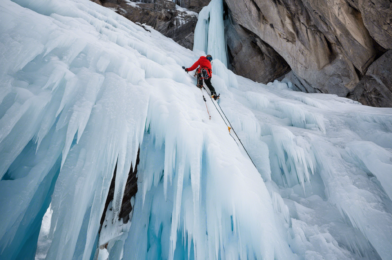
[[349, 50, 392, 107], [118, 0, 199, 50], [100, 0, 118, 8], [118, 150, 140, 223], [92, 0, 207, 50], [345, 0, 359, 10], [174, 0, 211, 13], [100, 149, 140, 229], [226, 19, 290, 84], [91, 0, 102, 5]]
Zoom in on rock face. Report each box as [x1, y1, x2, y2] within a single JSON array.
[[224, 0, 392, 105], [357, 0, 392, 50], [94, 0, 204, 49], [349, 50, 392, 107], [225, 18, 290, 84]]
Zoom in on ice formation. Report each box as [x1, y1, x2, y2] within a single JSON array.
[[0, 0, 392, 259], [193, 0, 227, 66]]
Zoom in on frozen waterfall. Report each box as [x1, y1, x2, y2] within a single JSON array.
[[193, 0, 227, 66], [1, 0, 392, 259]]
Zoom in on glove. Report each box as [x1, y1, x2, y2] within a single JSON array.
[[182, 66, 188, 72]]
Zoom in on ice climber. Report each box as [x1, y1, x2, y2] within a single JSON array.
[[184, 55, 219, 100]]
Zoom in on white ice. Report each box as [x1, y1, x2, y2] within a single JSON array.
[[0, 0, 391, 260]]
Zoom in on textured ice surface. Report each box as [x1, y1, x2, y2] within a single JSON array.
[[0, 0, 392, 259]]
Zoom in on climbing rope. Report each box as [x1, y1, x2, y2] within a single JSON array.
[[184, 69, 257, 168], [202, 87, 258, 169]]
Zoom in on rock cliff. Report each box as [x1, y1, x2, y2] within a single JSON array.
[[224, 0, 392, 106], [225, 15, 291, 84]]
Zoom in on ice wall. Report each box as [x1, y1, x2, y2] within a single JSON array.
[[0, 0, 288, 259], [0, 0, 149, 259], [0, 0, 392, 259], [193, 0, 227, 66]]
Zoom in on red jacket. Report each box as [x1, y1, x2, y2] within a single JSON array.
[[186, 56, 212, 77]]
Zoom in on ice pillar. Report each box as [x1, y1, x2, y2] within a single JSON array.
[[193, 0, 227, 67]]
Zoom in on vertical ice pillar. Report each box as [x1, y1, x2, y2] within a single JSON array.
[[193, 0, 227, 67], [207, 0, 227, 66], [193, 5, 210, 54]]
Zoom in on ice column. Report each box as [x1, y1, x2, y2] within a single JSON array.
[[193, 0, 227, 66], [193, 4, 210, 54]]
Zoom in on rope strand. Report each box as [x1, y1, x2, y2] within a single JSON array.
[[202, 87, 258, 169], [185, 70, 257, 168]]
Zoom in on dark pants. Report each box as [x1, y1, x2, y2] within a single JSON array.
[[197, 73, 216, 95]]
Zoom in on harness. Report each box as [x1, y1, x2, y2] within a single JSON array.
[[197, 67, 211, 80]]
